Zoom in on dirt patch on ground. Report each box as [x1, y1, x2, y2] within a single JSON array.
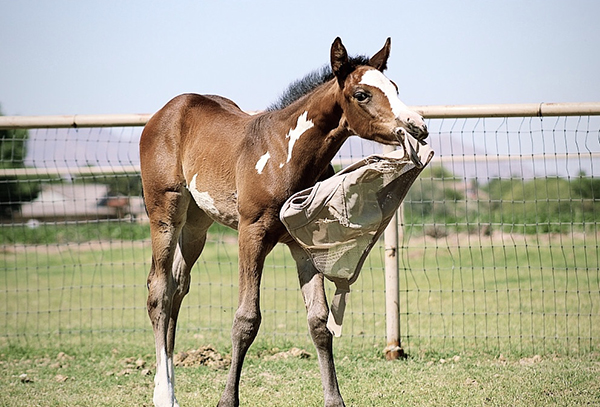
[[174, 346, 231, 370], [172, 346, 311, 369], [263, 347, 312, 361], [114, 355, 152, 377]]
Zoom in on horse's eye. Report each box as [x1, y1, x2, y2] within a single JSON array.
[[354, 91, 370, 102]]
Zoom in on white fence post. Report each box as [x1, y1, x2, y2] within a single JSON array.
[[382, 144, 404, 360]]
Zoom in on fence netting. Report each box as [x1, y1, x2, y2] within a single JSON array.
[[0, 115, 598, 356]]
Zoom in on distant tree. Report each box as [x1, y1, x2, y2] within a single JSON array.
[[485, 174, 600, 233], [0, 109, 41, 218], [570, 171, 600, 222], [404, 165, 458, 220], [403, 164, 479, 232], [571, 171, 600, 200]]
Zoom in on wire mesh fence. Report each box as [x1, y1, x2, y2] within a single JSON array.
[[1, 108, 598, 356]]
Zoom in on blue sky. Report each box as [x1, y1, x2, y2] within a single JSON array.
[[1, 0, 599, 116]]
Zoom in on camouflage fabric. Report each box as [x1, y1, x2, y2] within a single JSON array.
[[280, 134, 434, 336]]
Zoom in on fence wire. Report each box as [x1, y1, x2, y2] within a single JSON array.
[[0, 114, 598, 356]]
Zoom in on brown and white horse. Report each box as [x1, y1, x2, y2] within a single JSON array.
[[140, 37, 428, 407]]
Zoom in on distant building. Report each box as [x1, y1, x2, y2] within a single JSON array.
[[16, 183, 146, 223]]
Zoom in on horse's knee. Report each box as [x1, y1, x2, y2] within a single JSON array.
[[307, 306, 332, 347], [234, 306, 261, 332], [232, 306, 262, 344]]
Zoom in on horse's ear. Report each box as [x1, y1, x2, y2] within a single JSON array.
[[331, 37, 351, 86], [369, 37, 391, 72]]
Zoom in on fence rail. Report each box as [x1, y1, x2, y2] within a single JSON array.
[[0, 113, 152, 129], [414, 102, 600, 118], [1, 103, 600, 130], [1, 103, 599, 357]]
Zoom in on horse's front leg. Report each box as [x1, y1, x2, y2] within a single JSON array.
[[288, 243, 346, 407], [217, 223, 273, 407]]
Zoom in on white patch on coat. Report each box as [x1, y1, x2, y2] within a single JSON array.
[[359, 69, 409, 118], [188, 174, 220, 217], [256, 152, 271, 174], [285, 111, 314, 164], [153, 348, 179, 407]]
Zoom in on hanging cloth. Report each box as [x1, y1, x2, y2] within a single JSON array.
[[280, 134, 434, 336]]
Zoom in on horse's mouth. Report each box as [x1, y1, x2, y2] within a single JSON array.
[[395, 127, 427, 168]]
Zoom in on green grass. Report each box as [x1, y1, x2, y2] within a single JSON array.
[[397, 232, 600, 356], [1, 230, 598, 356], [0, 221, 151, 245], [1, 227, 599, 405], [0, 343, 598, 407], [0, 220, 238, 245]]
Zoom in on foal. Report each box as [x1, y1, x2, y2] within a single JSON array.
[[140, 37, 428, 407]]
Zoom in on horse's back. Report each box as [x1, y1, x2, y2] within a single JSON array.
[[141, 93, 247, 142], [140, 93, 249, 168]]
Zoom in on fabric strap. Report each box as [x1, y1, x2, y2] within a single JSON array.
[[326, 279, 351, 337]]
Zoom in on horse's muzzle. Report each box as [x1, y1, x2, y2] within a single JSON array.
[[395, 126, 428, 168], [407, 119, 429, 142], [395, 114, 428, 143], [412, 123, 429, 142]]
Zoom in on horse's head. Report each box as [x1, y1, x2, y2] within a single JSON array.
[[331, 37, 428, 147]]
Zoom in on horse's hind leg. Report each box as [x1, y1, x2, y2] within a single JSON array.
[[145, 184, 212, 407], [165, 203, 214, 394], [145, 183, 188, 407], [288, 242, 345, 407]]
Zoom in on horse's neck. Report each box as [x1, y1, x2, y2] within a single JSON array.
[[270, 82, 350, 179]]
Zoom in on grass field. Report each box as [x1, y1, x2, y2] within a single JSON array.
[[1, 227, 599, 405], [1, 343, 599, 406], [2, 228, 597, 354]]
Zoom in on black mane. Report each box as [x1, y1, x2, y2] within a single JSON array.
[[267, 55, 371, 111]]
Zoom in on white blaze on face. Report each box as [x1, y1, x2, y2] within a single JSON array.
[[285, 111, 314, 164], [255, 152, 270, 174], [359, 69, 409, 118], [188, 174, 220, 217]]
